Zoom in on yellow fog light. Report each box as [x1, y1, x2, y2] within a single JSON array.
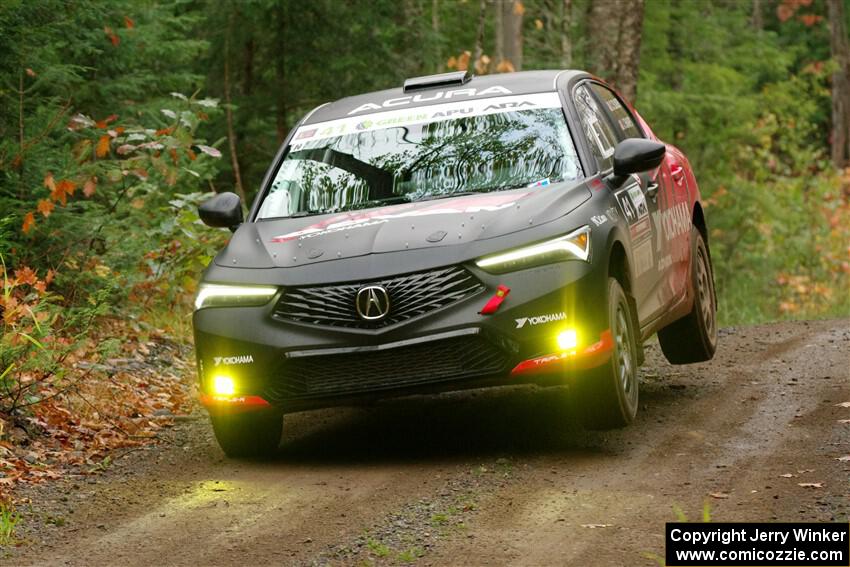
[[556, 329, 578, 351], [212, 375, 235, 396]]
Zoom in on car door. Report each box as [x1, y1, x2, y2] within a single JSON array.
[[589, 83, 693, 322], [573, 82, 663, 324]]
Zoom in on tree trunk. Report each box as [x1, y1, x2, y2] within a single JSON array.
[[501, 0, 524, 72], [494, 0, 504, 71], [223, 15, 247, 205], [668, 0, 684, 91], [586, 0, 620, 81], [586, 0, 644, 101], [274, 4, 288, 144], [827, 0, 850, 168], [18, 67, 24, 199], [561, 0, 573, 68], [615, 0, 644, 102], [242, 37, 254, 96], [751, 0, 763, 30], [473, 0, 487, 70], [433, 0, 443, 72]]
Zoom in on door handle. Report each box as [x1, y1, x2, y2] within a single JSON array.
[[646, 181, 659, 199], [671, 164, 685, 185]]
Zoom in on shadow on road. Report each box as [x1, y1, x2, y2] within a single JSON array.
[[268, 380, 682, 466]]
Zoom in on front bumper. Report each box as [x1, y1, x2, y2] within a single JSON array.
[[194, 259, 611, 413]]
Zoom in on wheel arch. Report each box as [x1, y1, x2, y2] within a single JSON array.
[[604, 231, 645, 365]]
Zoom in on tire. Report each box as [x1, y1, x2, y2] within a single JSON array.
[[658, 227, 717, 364], [210, 411, 283, 459], [574, 277, 640, 430]]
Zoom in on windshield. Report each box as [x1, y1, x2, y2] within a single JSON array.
[[257, 93, 582, 219]]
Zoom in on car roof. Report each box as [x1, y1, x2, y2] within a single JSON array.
[[304, 69, 589, 124]]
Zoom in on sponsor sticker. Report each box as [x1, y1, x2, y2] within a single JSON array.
[[291, 92, 563, 144], [214, 355, 254, 366], [347, 85, 513, 115], [515, 312, 567, 329]]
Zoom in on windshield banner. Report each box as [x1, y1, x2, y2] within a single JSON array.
[[291, 92, 563, 145]]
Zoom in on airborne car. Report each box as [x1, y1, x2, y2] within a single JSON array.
[[194, 70, 717, 457]]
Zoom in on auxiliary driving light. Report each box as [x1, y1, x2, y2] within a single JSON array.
[[556, 329, 578, 351], [212, 375, 236, 396]]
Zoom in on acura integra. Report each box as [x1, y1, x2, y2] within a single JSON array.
[[193, 70, 717, 457]]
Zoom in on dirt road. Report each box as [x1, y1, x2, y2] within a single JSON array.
[[5, 319, 849, 566]]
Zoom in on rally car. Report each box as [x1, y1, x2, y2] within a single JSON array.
[[194, 70, 717, 457]]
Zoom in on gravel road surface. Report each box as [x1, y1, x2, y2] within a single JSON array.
[[5, 319, 849, 566]]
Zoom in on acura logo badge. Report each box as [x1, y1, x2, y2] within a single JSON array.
[[355, 285, 391, 320]]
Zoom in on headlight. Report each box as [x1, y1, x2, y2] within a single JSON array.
[[475, 226, 591, 274], [194, 283, 278, 310]]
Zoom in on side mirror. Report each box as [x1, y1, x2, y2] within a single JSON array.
[[612, 138, 666, 177], [198, 192, 244, 230]]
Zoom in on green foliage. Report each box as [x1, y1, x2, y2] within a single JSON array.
[[0, 253, 114, 415], [0, 0, 845, 373], [0, 499, 21, 546]]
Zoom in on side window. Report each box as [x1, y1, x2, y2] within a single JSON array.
[[573, 84, 617, 172], [590, 84, 643, 140]]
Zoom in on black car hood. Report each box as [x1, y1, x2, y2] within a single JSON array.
[[215, 181, 592, 269]]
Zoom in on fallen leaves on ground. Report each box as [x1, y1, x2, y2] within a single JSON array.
[[709, 492, 730, 499], [580, 524, 612, 528], [0, 324, 197, 495], [797, 482, 824, 488]]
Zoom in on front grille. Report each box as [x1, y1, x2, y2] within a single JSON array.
[[264, 334, 509, 401], [273, 265, 483, 329]]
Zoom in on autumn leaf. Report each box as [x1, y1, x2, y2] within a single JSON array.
[[496, 59, 515, 73], [195, 145, 222, 158], [798, 13, 822, 27], [124, 15, 135, 29], [580, 524, 612, 528], [43, 172, 56, 193], [14, 266, 37, 286], [57, 179, 76, 198], [513, 1, 525, 16], [22, 212, 35, 234], [776, 4, 794, 22], [104, 26, 120, 46], [96, 135, 111, 157], [37, 199, 55, 218], [51, 179, 76, 205], [83, 177, 97, 197], [456, 51, 471, 71]]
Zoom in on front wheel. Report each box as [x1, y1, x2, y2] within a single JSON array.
[[657, 227, 717, 364], [210, 411, 283, 459], [574, 277, 640, 430]]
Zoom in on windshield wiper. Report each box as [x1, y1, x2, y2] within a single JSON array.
[[415, 191, 483, 202], [289, 210, 324, 218], [345, 196, 412, 210]]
